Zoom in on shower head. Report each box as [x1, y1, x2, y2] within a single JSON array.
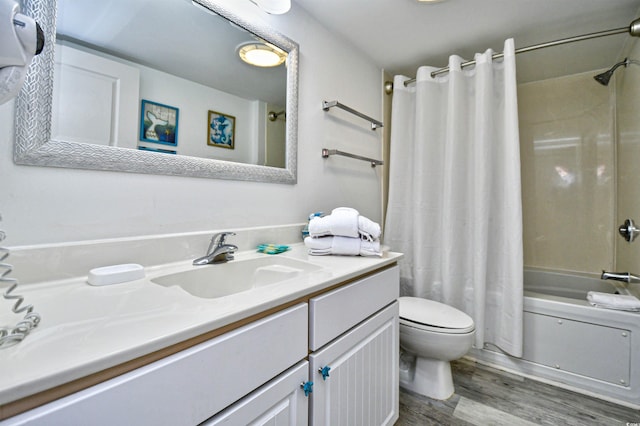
[[594, 58, 630, 86], [592, 18, 640, 86]]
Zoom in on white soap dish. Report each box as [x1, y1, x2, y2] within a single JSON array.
[[87, 264, 145, 286]]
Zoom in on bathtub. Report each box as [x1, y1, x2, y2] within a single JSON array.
[[470, 268, 640, 409]]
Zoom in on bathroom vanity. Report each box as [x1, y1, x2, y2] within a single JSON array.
[[0, 232, 401, 425]]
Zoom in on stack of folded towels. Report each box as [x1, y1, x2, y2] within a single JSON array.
[[587, 291, 640, 312], [304, 207, 382, 257]]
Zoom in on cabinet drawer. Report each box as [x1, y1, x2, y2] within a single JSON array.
[[309, 266, 398, 350], [3, 304, 308, 426]]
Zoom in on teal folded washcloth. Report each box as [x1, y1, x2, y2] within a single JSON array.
[[257, 244, 290, 255]]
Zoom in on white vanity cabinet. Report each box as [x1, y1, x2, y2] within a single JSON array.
[[1, 264, 400, 426], [205, 265, 400, 426], [308, 266, 400, 426]]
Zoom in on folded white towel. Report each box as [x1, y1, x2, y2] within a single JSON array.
[[308, 207, 381, 241], [587, 291, 640, 312], [304, 236, 382, 257]]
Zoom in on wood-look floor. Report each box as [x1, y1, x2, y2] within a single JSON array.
[[396, 358, 640, 425]]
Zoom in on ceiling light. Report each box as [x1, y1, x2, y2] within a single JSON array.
[[251, 0, 291, 14], [238, 43, 287, 67]]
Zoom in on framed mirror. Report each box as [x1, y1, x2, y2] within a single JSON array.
[[14, 0, 299, 184]]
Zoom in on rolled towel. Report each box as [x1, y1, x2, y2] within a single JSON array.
[[309, 207, 381, 241], [309, 207, 359, 238], [586, 291, 640, 312], [358, 216, 381, 242], [304, 236, 382, 257]]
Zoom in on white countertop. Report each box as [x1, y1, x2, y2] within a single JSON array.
[[0, 244, 402, 406]]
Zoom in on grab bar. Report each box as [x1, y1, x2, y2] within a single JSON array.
[[322, 148, 383, 167], [322, 100, 383, 130]]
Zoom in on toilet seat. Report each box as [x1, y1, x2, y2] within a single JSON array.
[[399, 296, 475, 334]]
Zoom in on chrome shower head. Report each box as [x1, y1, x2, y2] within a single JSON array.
[[594, 58, 630, 86]]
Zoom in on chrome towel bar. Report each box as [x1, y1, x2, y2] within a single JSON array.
[[322, 100, 383, 130], [322, 148, 383, 168]]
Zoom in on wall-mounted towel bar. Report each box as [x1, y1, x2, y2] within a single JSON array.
[[322, 100, 383, 130], [322, 148, 384, 168]]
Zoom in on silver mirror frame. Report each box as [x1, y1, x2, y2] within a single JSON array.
[[14, 0, 298, 184]]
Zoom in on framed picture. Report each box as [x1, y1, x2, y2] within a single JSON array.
[[207, 110, 235, 149], [138, 146, 177, 155], [140, 100, 179, 146]]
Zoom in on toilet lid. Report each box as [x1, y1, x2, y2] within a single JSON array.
[[399, 296, 475, 333]]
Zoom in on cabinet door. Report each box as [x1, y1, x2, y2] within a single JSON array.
[[204, 361, 309, 426], [309, 302, 399, 426], [52, 44, 139, 148]]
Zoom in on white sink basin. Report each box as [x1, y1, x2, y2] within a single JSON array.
[[151, 256, 323, 299]]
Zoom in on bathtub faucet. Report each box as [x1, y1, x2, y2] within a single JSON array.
[[600, 270, 640, 284]]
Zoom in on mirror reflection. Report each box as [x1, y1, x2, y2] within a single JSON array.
[[54, 0, 288, 168], [15, 0, 299, 183]]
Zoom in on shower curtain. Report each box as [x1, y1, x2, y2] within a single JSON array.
[[384, 39, 524, 357]]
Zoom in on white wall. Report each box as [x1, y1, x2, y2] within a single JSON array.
[[0, 1, 384, 246]]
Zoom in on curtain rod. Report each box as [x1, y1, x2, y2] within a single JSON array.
[[399, 17, 640, 88]]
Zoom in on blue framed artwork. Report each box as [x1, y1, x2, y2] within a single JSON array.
[[140, 100, 179, 146], [207, 110, 235, 149]]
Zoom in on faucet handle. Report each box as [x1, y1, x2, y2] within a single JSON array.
[[214, 231, 236, 246], [205, 232, 236, 255], [619, 219, 640, 243]]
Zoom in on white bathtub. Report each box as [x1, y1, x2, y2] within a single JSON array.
[[470, 268, 640, 409]]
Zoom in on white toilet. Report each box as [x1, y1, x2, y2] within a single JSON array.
[[398, 296, 475, 400]]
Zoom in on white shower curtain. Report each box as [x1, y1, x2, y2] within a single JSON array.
[[384, 39, 524, 357]]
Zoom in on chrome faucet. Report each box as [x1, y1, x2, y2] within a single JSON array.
[[193, 232, 238, 265], [601, 270, 640, 284]]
